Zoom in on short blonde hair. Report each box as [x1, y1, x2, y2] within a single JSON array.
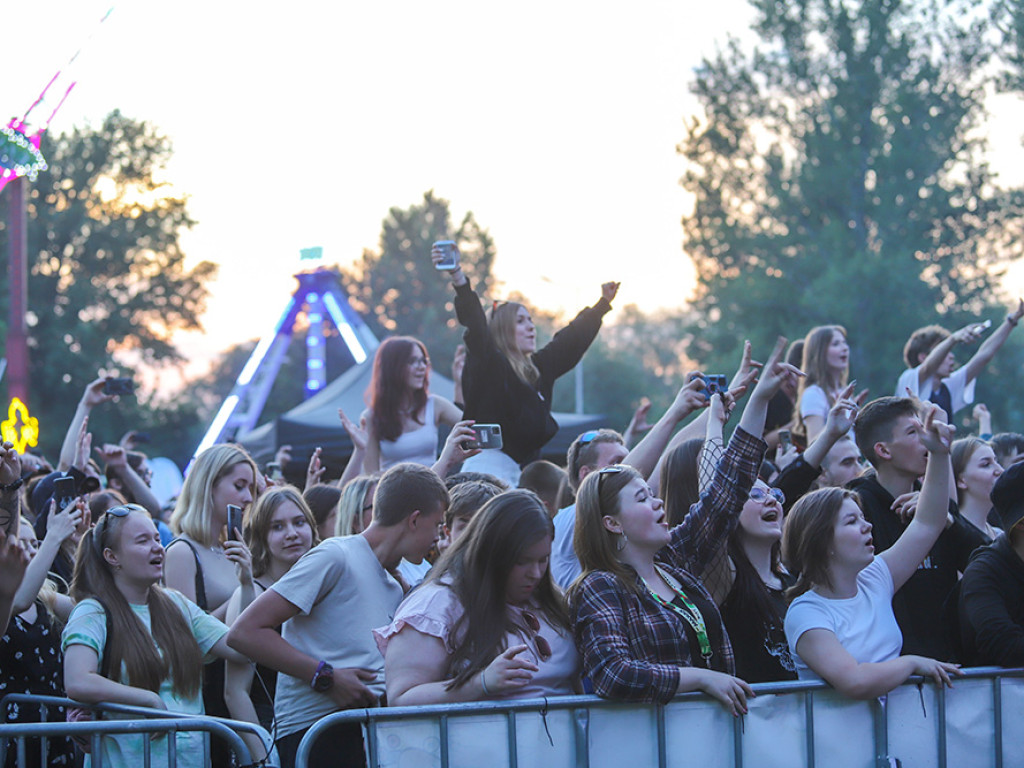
[[171, 444, 257, 547]]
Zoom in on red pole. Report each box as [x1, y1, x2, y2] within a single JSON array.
[[6, 175, 29, 405]]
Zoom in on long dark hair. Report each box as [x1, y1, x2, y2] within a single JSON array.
[[369, 337, 430, 442], [725, 528, 786, 629], [660, 438, 704, 527], [71, 507, 203, 698], [425, 490, 567, 689]]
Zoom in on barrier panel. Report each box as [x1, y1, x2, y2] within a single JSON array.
[[296, 668, 1024, 768], [0, 693, 273, 767]]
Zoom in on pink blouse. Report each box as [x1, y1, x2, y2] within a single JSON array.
[[374, 581, 579, 698]]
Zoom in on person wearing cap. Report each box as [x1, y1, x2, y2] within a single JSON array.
[[958, 461, 1024, 666]]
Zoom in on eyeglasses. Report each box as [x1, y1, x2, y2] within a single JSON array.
[[91, 504, 144, 556], [749, 486, 785, 505], [521, 610, 552, 662]]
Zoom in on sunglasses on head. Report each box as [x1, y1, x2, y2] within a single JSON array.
[[579, 430, 601, 446], [91, 504, 146, 556]]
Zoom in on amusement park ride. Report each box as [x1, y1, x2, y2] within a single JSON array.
[[2, 8, 375, 459], [191, 251, 380, 460]]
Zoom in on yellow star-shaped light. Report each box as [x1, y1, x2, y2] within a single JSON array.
[[1, 398, 39, 454]]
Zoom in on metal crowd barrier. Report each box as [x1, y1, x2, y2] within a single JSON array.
[[0, 692, 273, 767], [295, 667, 1024, 768]]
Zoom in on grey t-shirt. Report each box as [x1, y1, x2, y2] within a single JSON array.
[[271, 535, 403, 737]]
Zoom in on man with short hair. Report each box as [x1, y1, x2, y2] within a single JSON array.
[[818, 436, 864, 489], [228, 462, 449, 768], [550, 429, 629, 587], [851, 397, 978, 661]]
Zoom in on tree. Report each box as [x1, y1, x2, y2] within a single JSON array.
[[0, 111, 216, 460], [679, 0, 1024, 404], [339, 191, 497, 374]]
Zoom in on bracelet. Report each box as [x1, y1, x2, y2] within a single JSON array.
[[480, 670, 492, 696], [0, 478, 23, 493], [1007, 315, 1019, 328]]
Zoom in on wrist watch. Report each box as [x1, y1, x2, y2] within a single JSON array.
[[311, 661, 334, 692]]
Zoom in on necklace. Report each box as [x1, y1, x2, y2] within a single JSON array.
[[642, 565, 713, 665]]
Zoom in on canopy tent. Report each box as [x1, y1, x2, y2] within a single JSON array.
[[235, 359, 607, 478]]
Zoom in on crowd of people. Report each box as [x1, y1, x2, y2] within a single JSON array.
[[3, 245, 1024, 768]]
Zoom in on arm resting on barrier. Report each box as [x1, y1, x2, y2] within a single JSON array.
[[794, 629, 961, 700], [64, 644, 166, 710]]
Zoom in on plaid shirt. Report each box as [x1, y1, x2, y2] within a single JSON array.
[[571, 427, 767, 703]]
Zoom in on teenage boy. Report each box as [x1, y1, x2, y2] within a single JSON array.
[[895, 300, 1024, 420], [852, 397, 978, 661], [227, 462, 448, 768]]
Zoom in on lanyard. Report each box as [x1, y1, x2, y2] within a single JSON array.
[[643, 566, 713, 664]]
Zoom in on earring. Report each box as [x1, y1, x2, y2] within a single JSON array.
[[616, 531, 629, 552]]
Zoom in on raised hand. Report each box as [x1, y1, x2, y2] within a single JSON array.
[[338, 410, 368, 453], [729, 339, 763, 392], [601, 281, 620, 303], [306, 447, 326, 489], [0, 442, 21, 486], [920, 403, 955, 456], [824, 382, 859, 439], [751, 337, 803, 402]]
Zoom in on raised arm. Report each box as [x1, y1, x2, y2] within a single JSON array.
[[624, 378, 708, 481], [97, 444, 161, 517], [58, 378, 114, 472], [13, 500, 82, 614], [880, 403, 954, 591], [531, 282, 617, 380], [963, 301, 1024, 383], [337, 410, 369, 488]]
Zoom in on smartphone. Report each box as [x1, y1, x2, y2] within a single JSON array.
[[103, 377, 135, 396], [433, 240, 459, 270], [467, 424, 503, 451], [267, 462, 284, 482], [778, 429, 793, 452], [976, 319, 992, 333], [54, 476, 77, 512], [226, 504, 243, 541], [700, 374, 729, 395]]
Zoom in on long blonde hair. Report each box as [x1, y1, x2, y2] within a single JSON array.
[[171, 444, 258, 547], [489, 302, 540, 387]]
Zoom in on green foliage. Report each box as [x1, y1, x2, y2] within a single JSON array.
[[0, 111, 216, 462], [680, 0, 1024, 422], [339, 190, 497, 374]]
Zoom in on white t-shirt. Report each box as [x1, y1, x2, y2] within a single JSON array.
[[550, 503, 580, 589], [895, 364, 975, 417], [784, 557, 902, 681], [799, 384, 830, 423], [271, 535, 404, 737]]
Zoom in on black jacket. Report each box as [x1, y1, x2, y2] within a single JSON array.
[[959, 534, 1024, 667], [454, 279, 610, 466]]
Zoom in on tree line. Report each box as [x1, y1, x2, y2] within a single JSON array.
[[4, 0, 1024, 466]]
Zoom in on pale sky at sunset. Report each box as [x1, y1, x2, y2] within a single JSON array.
[[6, 1, 1024, 386]]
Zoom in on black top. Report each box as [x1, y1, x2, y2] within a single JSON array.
[[959, 534, 1024, 667], [772, 457, 822, 514], [720, 571, 797, 683], [453, 279, 610, 466], [849, 473, 981, 661]]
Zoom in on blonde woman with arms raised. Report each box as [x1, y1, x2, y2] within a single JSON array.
[[782, 402, 963, 698]]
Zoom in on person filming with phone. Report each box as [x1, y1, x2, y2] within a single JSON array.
[[433, 241, 618, 486]]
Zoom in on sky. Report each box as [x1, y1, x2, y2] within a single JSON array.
[[4, 1, 1024, 388]]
